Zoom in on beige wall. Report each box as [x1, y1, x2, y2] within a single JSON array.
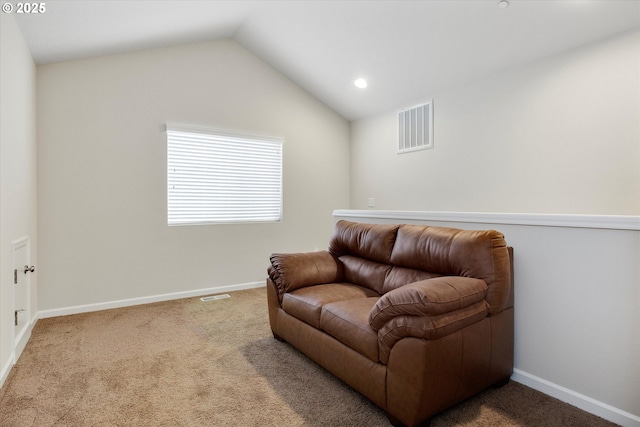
[[0, 14, 38, 381], [36, 39, 350, 311], [350, 28, 640, 215]]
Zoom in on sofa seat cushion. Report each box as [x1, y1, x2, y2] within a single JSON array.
[[320, 297, 380, 363], [282, 283, 379, 328]]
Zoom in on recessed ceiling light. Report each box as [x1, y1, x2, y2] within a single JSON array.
[[354, 78, 368, 89], [497, 0, 509, 9]]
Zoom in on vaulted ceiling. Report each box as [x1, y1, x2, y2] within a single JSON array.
[[14, 0, 640, 120]]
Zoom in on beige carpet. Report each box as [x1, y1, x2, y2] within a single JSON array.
[[0, 287, 617, 427]]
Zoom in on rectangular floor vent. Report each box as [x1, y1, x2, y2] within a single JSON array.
[[200, 294, 231, 302]]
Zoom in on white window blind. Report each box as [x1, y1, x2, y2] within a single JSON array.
[[166, 125, 283, 225]]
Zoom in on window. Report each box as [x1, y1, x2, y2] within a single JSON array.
[[398, 100, 433, 153], [166, 124, 283, 225]]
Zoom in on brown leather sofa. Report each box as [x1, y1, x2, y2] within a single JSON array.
[[267, 220, 514, 426]]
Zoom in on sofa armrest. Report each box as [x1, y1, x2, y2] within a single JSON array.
[[377, 301, 489, 364], [268, 251, 343, 301], [369, 276, 488, 331]]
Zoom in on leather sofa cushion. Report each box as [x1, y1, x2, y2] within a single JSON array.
[[382, 266, 441, 294], [282, 283, 379, 329], [320, 297, 380, 363], [329, 220, 399, 264], [339, 255, 391, 294], [390, 225, 511, 314], [340, 256, 442, 295]]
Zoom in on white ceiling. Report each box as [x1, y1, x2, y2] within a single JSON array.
[[14, 0, 640, 121]]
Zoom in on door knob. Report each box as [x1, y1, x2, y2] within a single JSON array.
[[23, 265, 34, 274]]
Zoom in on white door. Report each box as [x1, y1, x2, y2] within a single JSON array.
[[12, 237, 32, 361]]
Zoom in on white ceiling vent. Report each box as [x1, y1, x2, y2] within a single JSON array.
[[398, 100, 433, 154]]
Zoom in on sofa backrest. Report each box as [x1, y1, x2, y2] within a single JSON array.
[[328, 221, 399, 263], [328, 220, 513, 315]]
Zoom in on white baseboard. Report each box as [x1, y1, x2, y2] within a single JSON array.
[[38, 281, 265, 319], [0, 355, 13, 390], [13, 317, 36, 364], [0, 313, 39, 390], [512, 369, 640, 427]]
